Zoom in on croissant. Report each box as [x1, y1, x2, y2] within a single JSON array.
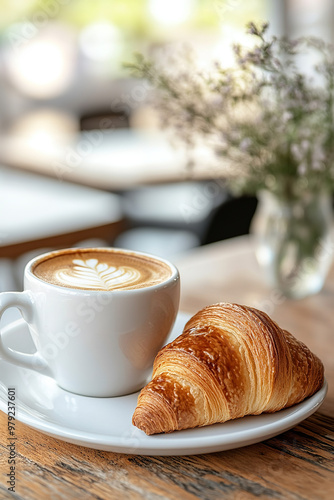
[[132, 303, 324, 435]]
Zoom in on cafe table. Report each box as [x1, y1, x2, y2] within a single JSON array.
[[0, 129, 220, 190], [0, 165, 124, 260], [0, 236, 333, 499]]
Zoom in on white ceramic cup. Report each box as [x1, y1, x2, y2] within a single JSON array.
[[0, 248, 180, 397]]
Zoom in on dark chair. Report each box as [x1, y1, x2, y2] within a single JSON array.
[[203, 195, 258, 244], [79, 110, 130, 131]]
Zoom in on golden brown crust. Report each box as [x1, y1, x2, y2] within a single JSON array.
[[132, 303, 324, 435]]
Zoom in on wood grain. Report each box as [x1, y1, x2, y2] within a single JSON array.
[[1, 236, 334, 499], [0, 410, 333, 500]]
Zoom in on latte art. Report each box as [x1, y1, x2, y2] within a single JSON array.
[[58, 259, 142, 291], [32, 249, 172, 291]]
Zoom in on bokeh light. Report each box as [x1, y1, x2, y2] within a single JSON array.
[[4, 25, 76, 99]]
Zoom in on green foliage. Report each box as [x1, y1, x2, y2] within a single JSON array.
[[127, 22, 334, 199]]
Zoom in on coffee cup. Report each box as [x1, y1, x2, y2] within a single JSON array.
[[0, 247, 180, 397]]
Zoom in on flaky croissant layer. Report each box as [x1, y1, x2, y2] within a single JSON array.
[[132, 303, 324, 435]]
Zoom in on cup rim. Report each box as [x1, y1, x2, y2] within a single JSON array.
[[25, 247, 179, 294]]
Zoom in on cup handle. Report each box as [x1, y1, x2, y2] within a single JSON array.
[[0, 291, 51, 376]]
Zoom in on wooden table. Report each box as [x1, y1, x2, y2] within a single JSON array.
[[0, 236, 333, 499]]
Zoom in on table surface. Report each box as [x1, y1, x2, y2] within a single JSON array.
[[0, 129, 221, 190], [0, 165, 124, 258], [0, 236, 333, 500]]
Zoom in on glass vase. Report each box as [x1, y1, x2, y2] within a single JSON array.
[[252, 190, 334, 299]]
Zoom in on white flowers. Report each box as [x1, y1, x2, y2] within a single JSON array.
[[127, 22, 334, 197]]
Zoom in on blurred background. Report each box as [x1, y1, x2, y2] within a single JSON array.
[[0, 0, 268, 131], [0, 0, 333, 299]]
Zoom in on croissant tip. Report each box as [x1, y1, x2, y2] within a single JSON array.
[[132, 408, 164, 435]]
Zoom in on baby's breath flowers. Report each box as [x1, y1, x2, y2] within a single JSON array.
[[126, 22, 334, 200]]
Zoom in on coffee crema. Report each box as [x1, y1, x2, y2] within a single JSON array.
[[32, 249, 172, 291]]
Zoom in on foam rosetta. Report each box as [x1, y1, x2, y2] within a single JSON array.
[[32, 249, 172, 291], [57, 259, 141, 291]]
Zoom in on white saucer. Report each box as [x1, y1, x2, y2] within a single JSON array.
[[0, 314, 327, 456]]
